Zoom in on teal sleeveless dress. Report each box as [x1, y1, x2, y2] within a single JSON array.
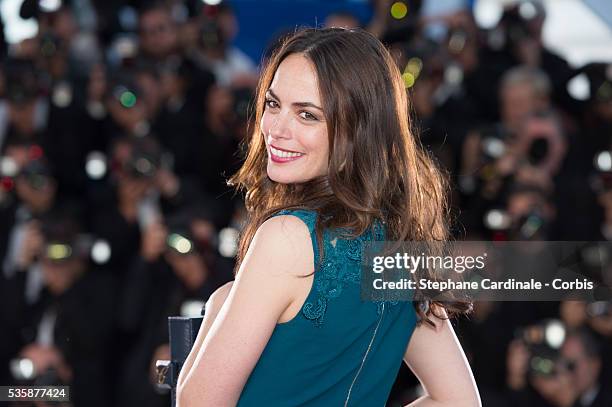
[[237, 209, 418, 406]]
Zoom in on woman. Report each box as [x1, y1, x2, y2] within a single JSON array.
[[177, 28, 480, 406]]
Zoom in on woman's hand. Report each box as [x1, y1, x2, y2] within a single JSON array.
[[16, 220, 43, 269], [140, 222, 167, 262]]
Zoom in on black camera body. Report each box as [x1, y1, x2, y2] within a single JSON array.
[[0, 153, 54, 207], [19, 158, 54, 190], [515, 319, 568, 378]]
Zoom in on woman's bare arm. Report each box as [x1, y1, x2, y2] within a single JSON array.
[[176, 215, 313, 406], [176, 281, 233, 389], [403, 308, 481, 407]]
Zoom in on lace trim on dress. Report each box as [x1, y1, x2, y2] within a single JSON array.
[[274, 209, 396, 326]]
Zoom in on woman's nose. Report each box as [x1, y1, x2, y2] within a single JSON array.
[[268, 113, 291, 140]]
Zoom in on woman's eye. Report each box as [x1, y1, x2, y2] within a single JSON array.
[[299, 111, 318, 121], [264, 99, 279, 109]]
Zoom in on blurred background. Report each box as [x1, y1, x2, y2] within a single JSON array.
[[0, 0, 610, 406]]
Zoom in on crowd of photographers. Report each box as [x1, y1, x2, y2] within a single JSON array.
[[375, 1, 612, 406], [0, 0, 610, 406], [0, 1, 249, 405]]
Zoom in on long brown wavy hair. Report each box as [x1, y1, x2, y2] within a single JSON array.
[[229, 27, 471, 325]]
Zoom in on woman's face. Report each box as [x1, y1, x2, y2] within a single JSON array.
[[261, 53, 329, 184]]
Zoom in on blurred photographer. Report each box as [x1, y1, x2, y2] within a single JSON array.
[[18, 0, 101, 79], [202, 84, 244, 175], [461, 109, 566, 237], [486, 1, 577, 114], [0, 59, 49, 150], [402, 35, 480, 180], [103, 72, 151, 138], [2, 211, 115, 406], [189, 82, 253, 228], [116, 206, 233, 407], [579, 63, 612, 159], [0, 144, 57, 277], [90, 135, 199, 273], [79, 64, 145, 154], [134, 63, 164, 128], [460, 66, 555, 199], [571, 64, 612, 240], [0, 143, 58, 386], [561, 300, 612, 370], [153, 57, 209, 179], [134, 2, 217, 111], [501, 66, 552, 140], [507, 325, 612, 407], [192, 2, 257, 88], [138, 2, 181, 65]]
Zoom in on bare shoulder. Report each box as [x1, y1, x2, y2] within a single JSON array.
[[257, 214, 311, 243], [241, 214, 314, 279]]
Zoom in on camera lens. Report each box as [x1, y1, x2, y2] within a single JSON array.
[[528, 137, 549, 166], [530, 356, 556, 376]]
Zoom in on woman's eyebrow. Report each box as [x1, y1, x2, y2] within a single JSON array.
[[266, 89, 323, 112]]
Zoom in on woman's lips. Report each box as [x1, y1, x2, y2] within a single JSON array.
[[269, 145, 305, 163]]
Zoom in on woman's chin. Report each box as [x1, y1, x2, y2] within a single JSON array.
[[267, 170, 296, 184]]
